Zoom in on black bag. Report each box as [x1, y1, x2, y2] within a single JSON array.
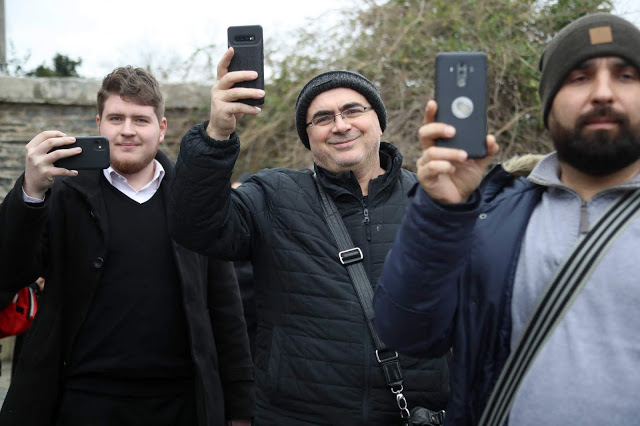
[[410, 406, 446, 426]]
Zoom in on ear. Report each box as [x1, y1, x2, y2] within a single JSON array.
[[96, 114, 101, 129], [159, 117, 167, 142]]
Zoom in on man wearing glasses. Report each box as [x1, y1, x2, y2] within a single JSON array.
[[169, 48, 450, 425]]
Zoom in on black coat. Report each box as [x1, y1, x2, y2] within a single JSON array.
[[0, 151, 255, 426], [170, 125, 450, 425]]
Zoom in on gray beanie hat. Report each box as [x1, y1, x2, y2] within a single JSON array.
[[539, 12, 640, 128], [295, 70, 387, 149]]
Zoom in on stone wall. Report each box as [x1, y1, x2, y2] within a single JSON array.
[[0, 75, 210, 200]]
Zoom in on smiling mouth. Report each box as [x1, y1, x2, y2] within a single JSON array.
[[328, 135, 360, 145]]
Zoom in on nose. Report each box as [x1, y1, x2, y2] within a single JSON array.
[[121, 118, 136, 135], [332, 113, 351, 132], [591, 71, 614, 105]]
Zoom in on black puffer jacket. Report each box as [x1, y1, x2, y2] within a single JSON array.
[[170, 123, 450, 425]]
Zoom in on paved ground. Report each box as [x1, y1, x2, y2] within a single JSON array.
[[0, 336, 15, 407], [0, 359, 10, 405]]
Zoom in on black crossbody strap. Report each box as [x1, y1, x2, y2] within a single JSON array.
[[479, 188, 640, 426], [314, 176, 383, 348], [313, 175, 412, 423]]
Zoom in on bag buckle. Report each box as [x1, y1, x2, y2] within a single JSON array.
[[375, 349, 399, 364], [339, 247, 363, 265]]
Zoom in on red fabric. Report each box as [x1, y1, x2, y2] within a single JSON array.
[[0, 286, 37, 338]]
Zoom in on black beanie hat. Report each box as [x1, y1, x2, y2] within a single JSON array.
[[295, 70, 387, 149], [539, 12, 640, 128]]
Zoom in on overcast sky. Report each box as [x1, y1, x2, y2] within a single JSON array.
[[5, 0, 640, 82], [4, 0, 347, 81]]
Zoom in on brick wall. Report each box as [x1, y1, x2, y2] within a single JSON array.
[[0, 75, 210, 200]]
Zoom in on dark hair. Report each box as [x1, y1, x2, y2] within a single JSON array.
[[97, 66, 165, 120]]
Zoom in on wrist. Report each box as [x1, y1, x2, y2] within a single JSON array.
[[205, 122, 231, 141], [22, 184, 46, 202]]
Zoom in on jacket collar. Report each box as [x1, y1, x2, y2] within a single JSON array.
[[314, 141, 403, 200], [528, 151, 640, 190]]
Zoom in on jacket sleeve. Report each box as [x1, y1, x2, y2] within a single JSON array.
[[207, 257, 255, 419], [0, 174, 48, 293], [373, 186, 481, 357], [169, 122, 257, 260]]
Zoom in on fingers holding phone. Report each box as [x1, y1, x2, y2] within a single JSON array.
[[23, 131, 81, 199], [417, 99, 499, 204], [207, 25, 265, 141]]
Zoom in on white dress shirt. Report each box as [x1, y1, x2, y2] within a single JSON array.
[[22, 160, 165, 204]]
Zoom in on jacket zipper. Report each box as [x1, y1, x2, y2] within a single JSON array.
[[362, 197, 371, 242], [580, 201, 589, 234]]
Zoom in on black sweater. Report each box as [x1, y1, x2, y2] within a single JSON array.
[[67, 181, 193, 395]]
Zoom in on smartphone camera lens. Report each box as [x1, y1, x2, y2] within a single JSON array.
[[94, 139, 107, 151], [234, 35, 255, 43], [456, 63, 468, 88]]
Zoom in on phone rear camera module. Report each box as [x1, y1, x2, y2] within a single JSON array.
[[456, 63, 468, 87], [94, 139, 107, 151], [234, 35, 255, 43]]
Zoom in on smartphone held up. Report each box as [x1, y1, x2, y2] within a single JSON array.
[[51, 136, 110, 170], [228, 25, 265, 106], [434, 52, 488, 158]]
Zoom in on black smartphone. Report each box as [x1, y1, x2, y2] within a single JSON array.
[[227, 25, 265, 106], [435, 52, 488, 158], [52, 136, 110, 170]]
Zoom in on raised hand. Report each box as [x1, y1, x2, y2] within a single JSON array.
[[206, 47, 265, 141], [23, 131, 81, 199], [416, 100, 499, 204]]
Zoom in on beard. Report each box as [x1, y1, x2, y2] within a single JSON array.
[[110, 148, 158, 176], [550, 105, 640, 176]]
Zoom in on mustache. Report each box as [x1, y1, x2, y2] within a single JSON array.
[[576, 105, 628, 128], [327, 131, 362, 144]]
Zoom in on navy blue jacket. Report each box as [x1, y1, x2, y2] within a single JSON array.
[[373, 166, 544, 425]]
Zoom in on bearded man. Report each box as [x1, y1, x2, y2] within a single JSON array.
[[374, 12, 640, 426], [0, 66, 255, 426]]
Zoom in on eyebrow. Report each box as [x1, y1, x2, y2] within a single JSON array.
[[574, 57, 632, 71], [309, 102, 365, 119], [105, 112, 153, 120], [612, 58, 634, 69]]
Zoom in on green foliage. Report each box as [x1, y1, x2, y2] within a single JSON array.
[[232, 0, 613, 173], [26, 53, 82, 78]]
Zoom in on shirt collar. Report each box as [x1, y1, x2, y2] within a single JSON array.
[[102, 159, 165, 192]]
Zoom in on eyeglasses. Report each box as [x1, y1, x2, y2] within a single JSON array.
[[306, 105, 373, 127]]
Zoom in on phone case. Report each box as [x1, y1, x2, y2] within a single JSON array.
[[228, 25, 265, 106], [435, 52, 487, 158], [52, 136, 110, 170]]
